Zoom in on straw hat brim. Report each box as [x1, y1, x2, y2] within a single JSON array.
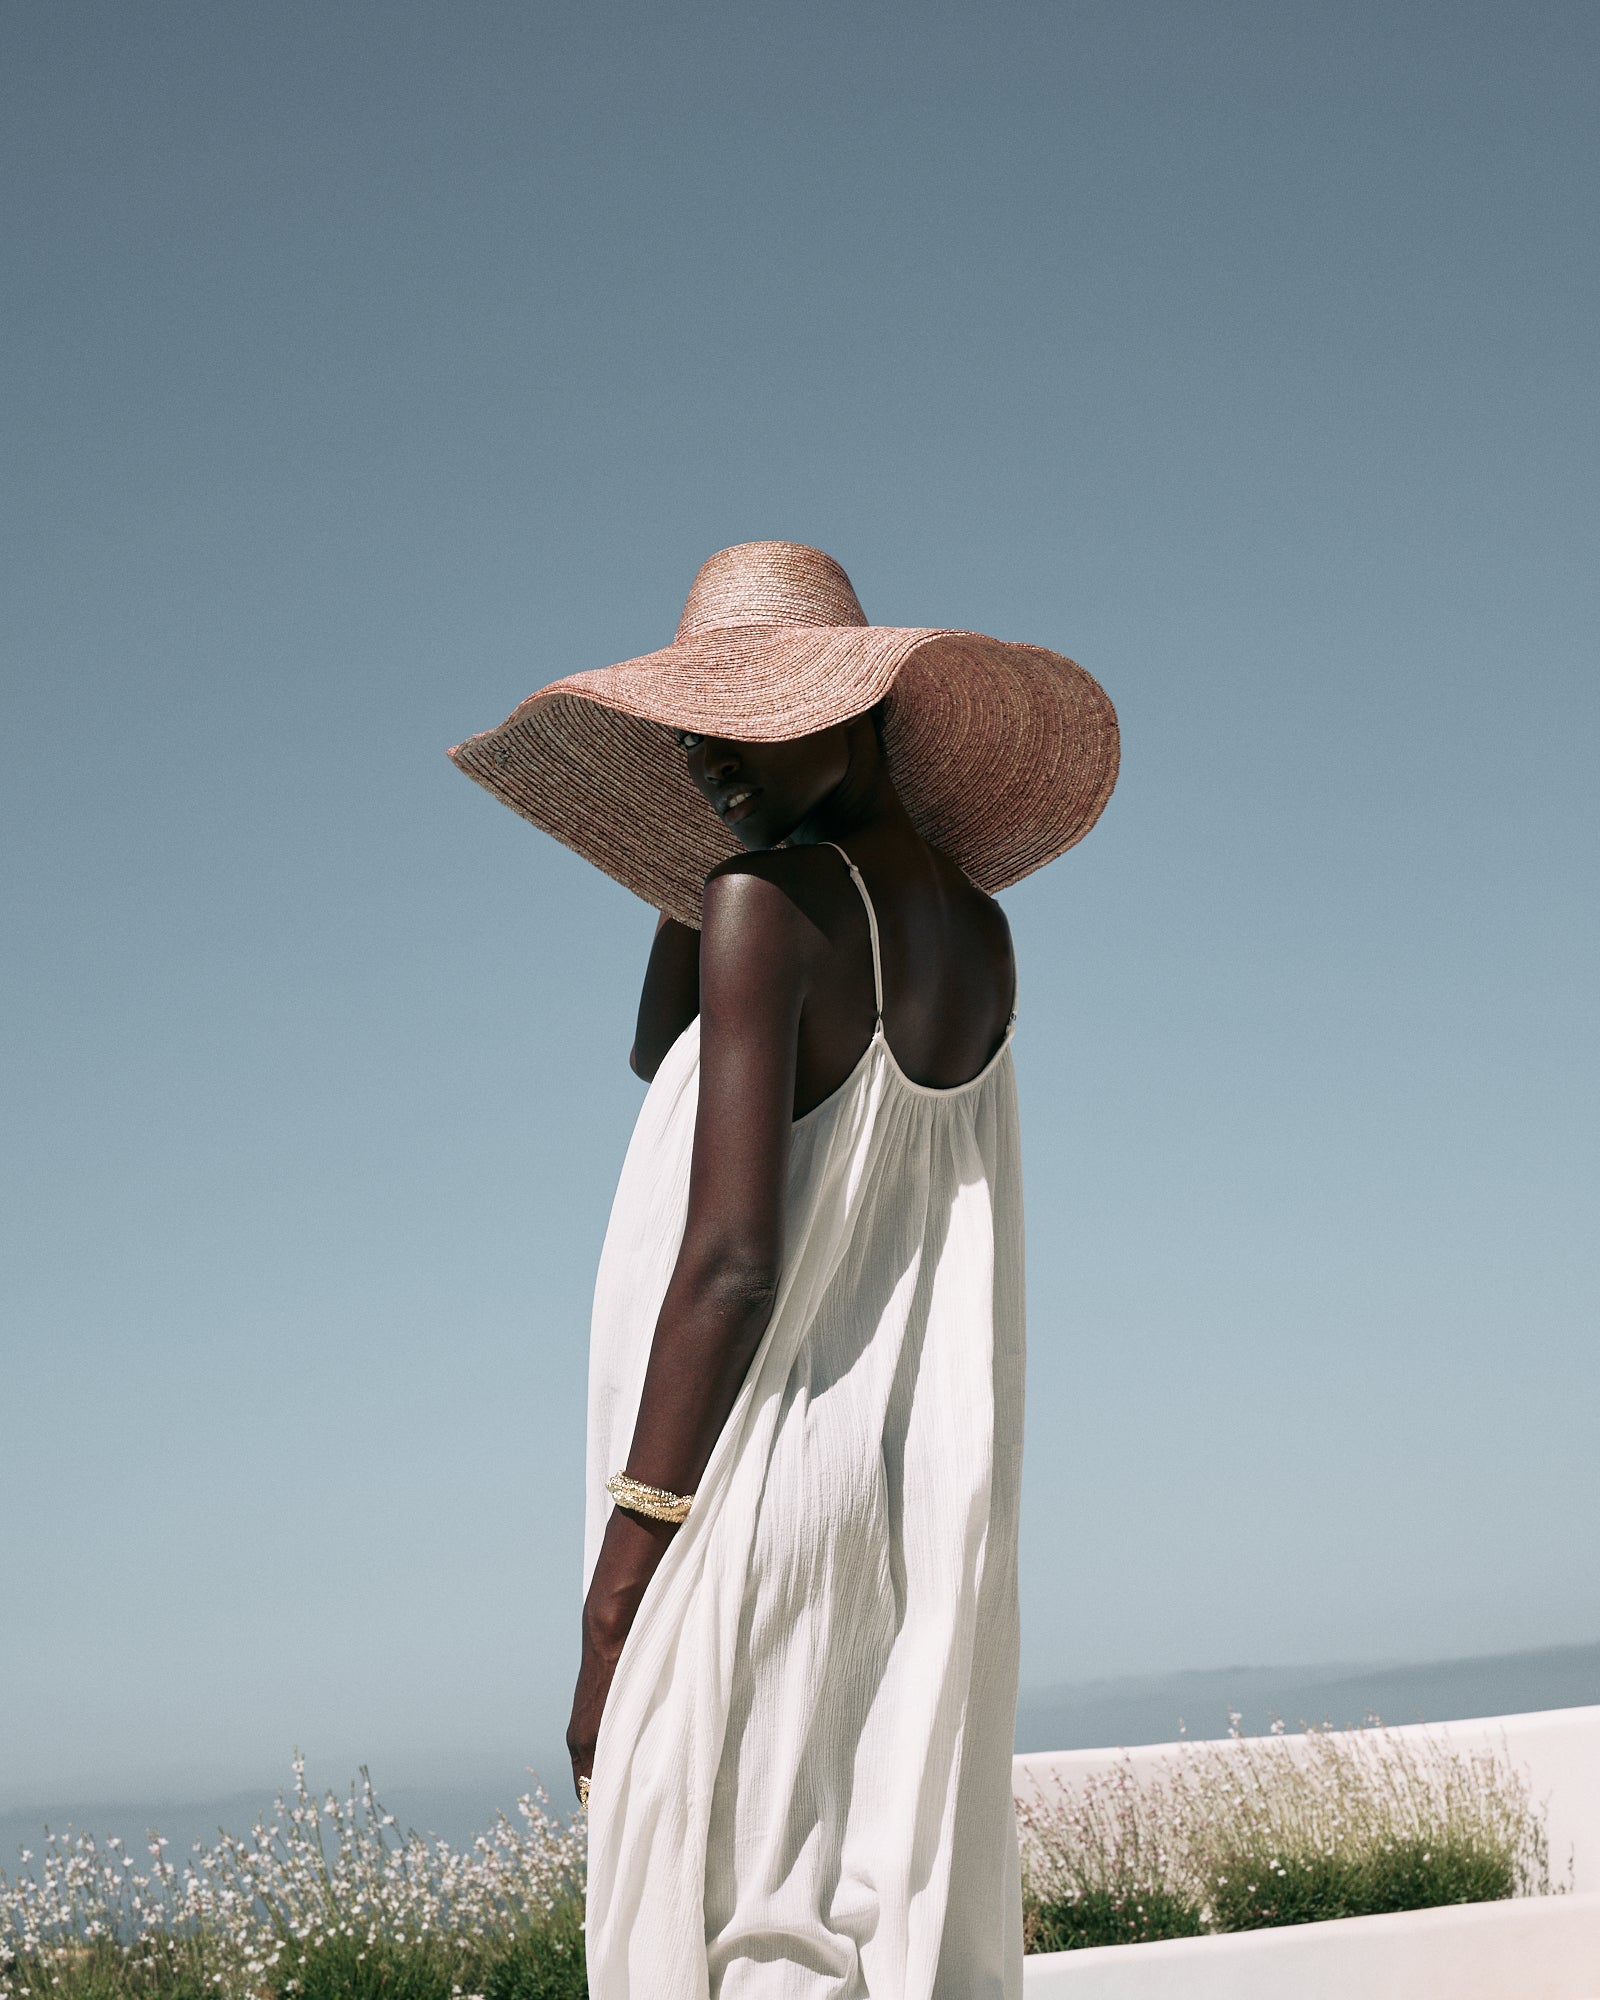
[[448, 625, 1119, 928]]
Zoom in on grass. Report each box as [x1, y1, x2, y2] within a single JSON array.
[[1018, 1718, 1560, 1951], [3, 1925, 590, 2000], [268, 1909, 588, 2000], [0, 1939, 216, 2000]]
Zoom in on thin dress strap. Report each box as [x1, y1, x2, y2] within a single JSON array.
[[819, 841, 884, 1025]]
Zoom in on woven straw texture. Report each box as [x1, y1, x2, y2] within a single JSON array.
[[449, 542, 1119, 927]]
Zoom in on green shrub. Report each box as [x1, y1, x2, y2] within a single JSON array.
[[1018, 1720, 1557, 1951], [1207, 1832, 1516, 1930], [1024, 1884, 1204, 1952], [1017, 1750, 1207, 1950], [1193, 1722, 1549, 1932]]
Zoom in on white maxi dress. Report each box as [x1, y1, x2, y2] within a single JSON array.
[[581, 845, 1026, 2000]]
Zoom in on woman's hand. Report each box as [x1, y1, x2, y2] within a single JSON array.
[[566, 1619, 621, 1803], [566, 1504, 681, 1801]]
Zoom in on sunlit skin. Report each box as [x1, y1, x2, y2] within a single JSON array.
[[566, 710, 1017, 1800]]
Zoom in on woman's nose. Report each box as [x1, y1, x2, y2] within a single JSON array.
[[702, 739, 741, 780]]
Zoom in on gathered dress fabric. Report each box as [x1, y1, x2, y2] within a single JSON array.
[[581, 846, 1026, 1999]]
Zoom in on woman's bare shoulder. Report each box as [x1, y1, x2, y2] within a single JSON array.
[[698, 850, 837, 996], [703, 845, 851, 932], [937, 859, 1016, 1000]]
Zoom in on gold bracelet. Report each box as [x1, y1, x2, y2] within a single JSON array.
[[577, 1775, 591, 1810], [606, 1470, 694, 1524]]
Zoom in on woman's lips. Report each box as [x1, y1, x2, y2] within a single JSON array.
[[721, 786, 760, 823]]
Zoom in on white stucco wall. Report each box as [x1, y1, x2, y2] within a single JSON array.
[[1018, 1891, 1600, 1998]]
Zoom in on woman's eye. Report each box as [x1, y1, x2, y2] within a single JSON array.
[[676, 731, 703, 750]]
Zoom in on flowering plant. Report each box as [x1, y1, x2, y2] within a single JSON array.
[[1016, 1718, 1560, 1952], [0, 1757, 587, 2000]]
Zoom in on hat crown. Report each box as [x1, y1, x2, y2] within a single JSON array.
[[676, 542, 869, 641]]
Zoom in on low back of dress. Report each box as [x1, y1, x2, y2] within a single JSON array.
[[582, 844, 1026, 2000]]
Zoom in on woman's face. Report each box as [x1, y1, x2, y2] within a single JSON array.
[[675, 724, 853, 850]]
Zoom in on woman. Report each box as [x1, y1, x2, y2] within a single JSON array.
[[449, 543, 1118, 2000]]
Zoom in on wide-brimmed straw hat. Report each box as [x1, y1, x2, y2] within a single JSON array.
[[448, 541, 1119, 928]]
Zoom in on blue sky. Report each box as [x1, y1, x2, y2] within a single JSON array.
[[3, 0, 1596, 1809]]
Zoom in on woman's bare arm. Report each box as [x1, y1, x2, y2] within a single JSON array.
[[569, 862, 813, 1784], [630, 912, 701, 1079], [621, 864, 807, 1490]]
